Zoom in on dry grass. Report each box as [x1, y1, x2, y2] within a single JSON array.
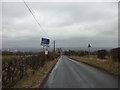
[[70, 56, 120, 77], [14, 60, 57, 88]]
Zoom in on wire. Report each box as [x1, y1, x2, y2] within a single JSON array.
[[23, 0, 48, 37]]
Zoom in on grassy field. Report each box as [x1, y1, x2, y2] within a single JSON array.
[[70, 56, 120, 77], [14, 59, 57, 88]]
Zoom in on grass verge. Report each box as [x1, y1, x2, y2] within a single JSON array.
[[14, 60, 57, 88], [70, 56, 120, 77]]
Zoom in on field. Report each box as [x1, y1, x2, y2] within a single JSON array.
[[70, 56, 120, 77]]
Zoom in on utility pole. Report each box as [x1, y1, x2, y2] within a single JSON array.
[[53, 40, 55, 53]]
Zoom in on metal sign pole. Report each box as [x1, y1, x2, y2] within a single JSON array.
[[40, 37, 50, 59]]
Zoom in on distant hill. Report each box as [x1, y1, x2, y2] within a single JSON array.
[[2, 47, 116, 52]]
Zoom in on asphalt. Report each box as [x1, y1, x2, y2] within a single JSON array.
[[41, 55, 118, 88]]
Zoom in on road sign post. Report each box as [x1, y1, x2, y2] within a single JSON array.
[[88, 44, 91, 57], [40, 38, 50, 60]]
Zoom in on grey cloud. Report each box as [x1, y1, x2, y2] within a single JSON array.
[[2, 2, 118, 49], [27, 2, 117, 26]]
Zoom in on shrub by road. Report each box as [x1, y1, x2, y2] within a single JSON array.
[[2, 52, 60, 88]]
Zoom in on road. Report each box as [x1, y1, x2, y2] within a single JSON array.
[[41, 56, 118, 88]]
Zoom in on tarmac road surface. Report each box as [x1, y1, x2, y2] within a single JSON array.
[[41, 55, 118, 88]]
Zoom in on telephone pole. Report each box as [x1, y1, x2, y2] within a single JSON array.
[[53, 40, 55, 53]]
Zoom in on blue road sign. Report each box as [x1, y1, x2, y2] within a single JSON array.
[[41, 38, 50, 45]]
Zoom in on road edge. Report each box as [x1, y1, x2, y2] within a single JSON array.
[[69, 57, 120, 89], [68, 56, 119, 78], [39, 56, 61, 88]]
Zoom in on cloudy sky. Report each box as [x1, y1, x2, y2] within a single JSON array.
[[2, 1, 118, 49]]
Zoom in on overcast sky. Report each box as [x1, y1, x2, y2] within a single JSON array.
[[2, 1, 118, 49]]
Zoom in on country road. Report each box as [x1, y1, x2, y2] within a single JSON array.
[[41, 55, 118, 88]]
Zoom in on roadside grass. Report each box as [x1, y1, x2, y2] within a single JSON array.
[[70, 56, 120, 77], [14, 60, 57, 88]]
